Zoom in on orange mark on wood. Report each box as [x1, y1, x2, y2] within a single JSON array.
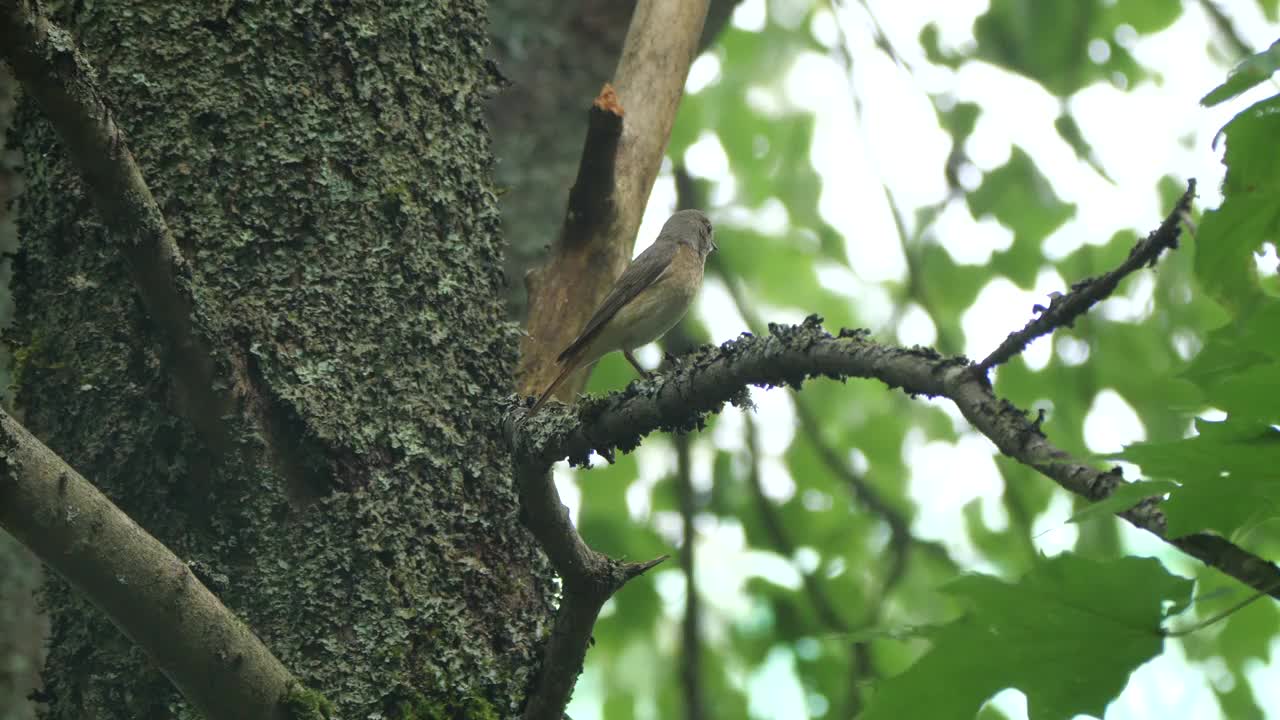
[[594, 83, 624, 116]]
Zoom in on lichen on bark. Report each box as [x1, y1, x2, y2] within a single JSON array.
[[7, 0, 554, 716]]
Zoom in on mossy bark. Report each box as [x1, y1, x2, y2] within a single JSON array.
[[0, 62, 43, 720], [8, 1, 553, 717]]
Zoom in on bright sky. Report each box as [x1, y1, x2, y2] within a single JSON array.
[[567, 2, 1280, 718]]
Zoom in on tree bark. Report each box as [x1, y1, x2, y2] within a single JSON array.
[[488, 0, 740, 318], [8, 0, 552, 716]]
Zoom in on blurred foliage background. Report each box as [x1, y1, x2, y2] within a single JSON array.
[[509, 1, 1280, 718]]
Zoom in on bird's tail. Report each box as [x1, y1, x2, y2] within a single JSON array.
[[528, 359, 578, 416]]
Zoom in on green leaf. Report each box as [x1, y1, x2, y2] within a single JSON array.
[[968, 147, 1076, 287], [1106, 0, 1182, 33], [938, 100, 981, 143], [1054, 112, 1113, 182], [1114, 419, 1280, 537], [1183, 300, 1280, 380], [1068, 480, 1178, 524], [1195, 94, 1280, 311], [920, 22, 960, 68], [972, 0, 1093, 96], [862, 555, 1193, 720], [970, 0, 1180, 96], [1201, 40, 1280, 107]]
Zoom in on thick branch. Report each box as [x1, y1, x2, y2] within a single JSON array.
[[511, 317, 1280, 600], [517, 0, 711, 400], [978, 179, 1196, 371], [0, 409, 299, 720], [0, 0, 233, 453]]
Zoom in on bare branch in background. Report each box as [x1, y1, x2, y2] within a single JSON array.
[[1198, 0, 1256, 58], [744, 417, 852, 633], [663, 318, 708, 720], [844, 0, 913, 71], [827, 2, 964, 354], [716, 260, 921, 590]]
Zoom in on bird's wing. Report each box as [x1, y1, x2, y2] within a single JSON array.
[[557, 240, 678, 363]]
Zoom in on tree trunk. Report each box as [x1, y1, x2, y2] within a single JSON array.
[[9, 1, 553, 716]]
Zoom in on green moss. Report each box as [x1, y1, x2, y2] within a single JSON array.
[[7, 330, 64, 399], [392, 692, 499, 720], [282, 684, 335, 720]]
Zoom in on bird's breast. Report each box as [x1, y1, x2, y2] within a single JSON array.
[[607, 244, 704, 351]]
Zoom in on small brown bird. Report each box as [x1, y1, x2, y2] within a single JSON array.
[[530, 209, 716, 414]]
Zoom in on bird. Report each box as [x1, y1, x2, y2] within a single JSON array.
[[529, 209, 716, 415]]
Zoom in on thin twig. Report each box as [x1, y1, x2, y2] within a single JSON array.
[[827, 0, 960, 353], [838, 0, 913, 72], [978, 179, 1196, 371], [1164, 578, 1280, 637], [718, 266, 919, 591], [790, 400, 913, 596]]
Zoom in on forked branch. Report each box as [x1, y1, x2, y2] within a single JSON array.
[[511, 180, 1279, 602]]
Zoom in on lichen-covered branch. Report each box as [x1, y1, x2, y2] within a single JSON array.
[[0, 409, 303, 720], [0, 0, 234, 453], [511, 316, 1280, 601], [978, 179, 1197, 371]]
